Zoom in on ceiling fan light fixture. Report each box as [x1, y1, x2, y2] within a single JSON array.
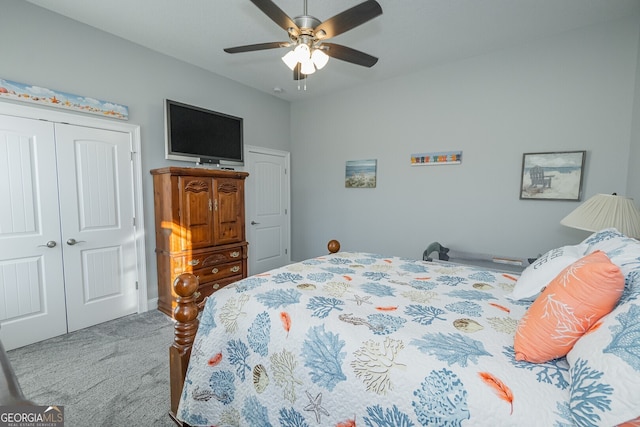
[[293, 43, 310, 62], [282, 50, 299, 70], [311, 48, 329, 69], [224, 0, 383, 82], [300, 58, 316, 75]]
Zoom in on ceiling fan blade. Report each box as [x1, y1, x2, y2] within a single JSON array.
[[250, 0, 300, 36], [314, 0, 382, 40], [321, 43, 378, 67], [224, 42, 288, 54]]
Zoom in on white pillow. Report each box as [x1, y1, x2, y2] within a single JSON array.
[[580, 228, 640, 279], [511, 244, 588, 301]]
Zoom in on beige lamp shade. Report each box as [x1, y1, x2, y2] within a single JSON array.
[[561, 193, 640, 239]]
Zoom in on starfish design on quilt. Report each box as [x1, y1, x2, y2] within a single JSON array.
[[304, 391, 330, 423], [350, 294, 372, 305]]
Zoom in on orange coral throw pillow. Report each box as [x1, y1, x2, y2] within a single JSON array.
[[514, 250, 624, 363]]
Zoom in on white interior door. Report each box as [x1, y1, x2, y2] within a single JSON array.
[[0, 112, 141, 350], [0, 115, 68, 350], [245, 147, 290, 275], [54, 123, 138, 332]]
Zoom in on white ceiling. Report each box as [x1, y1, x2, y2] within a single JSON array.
[[25, 0, 640, 102]]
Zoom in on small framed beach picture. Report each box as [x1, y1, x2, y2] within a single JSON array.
[[520, 151, 586, 201], [345, 159, 377, 188]]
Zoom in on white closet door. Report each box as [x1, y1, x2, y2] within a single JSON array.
[[246, 148, 290, 275], [54, 123, 138, 332], [0, 115, 67, 350]]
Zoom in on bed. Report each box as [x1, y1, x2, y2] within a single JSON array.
[[169, 229, 640, 427]]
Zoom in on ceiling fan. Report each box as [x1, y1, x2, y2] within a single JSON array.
[[224, 0, 383, 80]]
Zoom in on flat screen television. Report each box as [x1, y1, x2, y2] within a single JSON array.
[[164, 99, 244, 166]]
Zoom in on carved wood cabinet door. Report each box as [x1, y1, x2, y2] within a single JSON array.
[[178, 176, 215, 250], [213, 177, 245, 245]]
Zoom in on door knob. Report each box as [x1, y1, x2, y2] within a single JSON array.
[[251, 221, 260, 225], [38, 241, 57, 248], [66, 238, 86, 246]]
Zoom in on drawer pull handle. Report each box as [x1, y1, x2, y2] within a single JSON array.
[[188, 259, 200, 266], [230, 251, 240, 258], [211, 268, 219, 274], [212, 283, 220, 290], [230, 266, 240, 273], [194, 291, 201, 300]]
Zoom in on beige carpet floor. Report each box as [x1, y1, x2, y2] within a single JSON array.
[[7, 310, 177, 426]]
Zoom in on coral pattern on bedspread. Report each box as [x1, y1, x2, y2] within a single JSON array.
[[177, 252, 572, 426]]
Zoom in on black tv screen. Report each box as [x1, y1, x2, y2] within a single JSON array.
[[165, 99, 243, 165]]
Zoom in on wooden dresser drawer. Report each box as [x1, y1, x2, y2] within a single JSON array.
[[192, 260, 243, 284], [172, 246, 245, 274]]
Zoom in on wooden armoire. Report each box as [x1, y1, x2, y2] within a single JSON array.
[[150, 167, 249, 317]]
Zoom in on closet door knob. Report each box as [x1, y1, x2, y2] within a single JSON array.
[[66, 238, 85, 245], [38, 241, 57, 248]]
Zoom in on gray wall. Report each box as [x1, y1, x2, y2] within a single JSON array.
[[290, 15, 640, 261], [628, 25, 640, 205], [2, 2, 640, 303], [0, 1, 291, 301]]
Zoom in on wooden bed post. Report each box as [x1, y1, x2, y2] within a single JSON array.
[[328, 239, 340, 254], [169, 273, 199, 423]]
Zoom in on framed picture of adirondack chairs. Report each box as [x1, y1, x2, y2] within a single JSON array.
[[520, 151, 586, 201]]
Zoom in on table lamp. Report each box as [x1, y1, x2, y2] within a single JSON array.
[[560, 193, 640, 239]]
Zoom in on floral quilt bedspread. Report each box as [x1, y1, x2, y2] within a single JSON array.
[[177, 252, 572, 426]]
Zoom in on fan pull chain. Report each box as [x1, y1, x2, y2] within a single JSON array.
[[297, 76, 308, 91]]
